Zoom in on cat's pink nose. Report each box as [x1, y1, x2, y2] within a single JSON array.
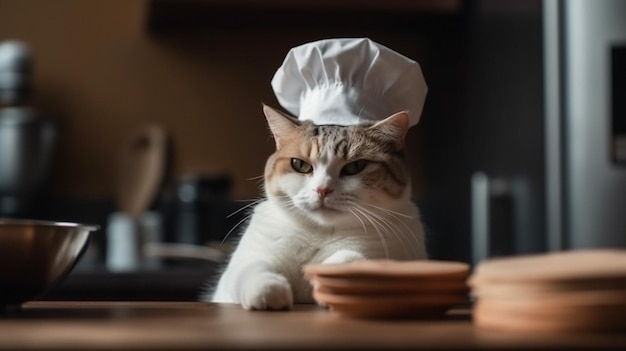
[[316, 187, 334, 199]]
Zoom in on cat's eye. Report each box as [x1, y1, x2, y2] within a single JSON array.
[[342, 159, 368, 176], [291, 158, 313, 174]]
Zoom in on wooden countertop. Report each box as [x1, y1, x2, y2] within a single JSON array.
[[0, 301, 624, 350]]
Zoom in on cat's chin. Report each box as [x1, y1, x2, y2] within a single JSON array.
[[311, 206, 342, 216], [303, 207, 353, 227]]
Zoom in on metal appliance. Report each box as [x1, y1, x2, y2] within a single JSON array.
[[543, 0, 626, 250], [0, 41, 58, 216]]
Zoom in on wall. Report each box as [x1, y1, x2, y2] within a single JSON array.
[[2, 0, 548, 263], [0, 0, 439, 202]]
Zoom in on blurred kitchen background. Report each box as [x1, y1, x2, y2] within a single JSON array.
[[0, 0, 624, 300]]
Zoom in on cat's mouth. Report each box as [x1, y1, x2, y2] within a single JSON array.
[[296, 198, 344, 216], [311, 203, 342, 215]]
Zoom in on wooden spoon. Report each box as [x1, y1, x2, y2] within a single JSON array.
[[115, 124, 167, 218]]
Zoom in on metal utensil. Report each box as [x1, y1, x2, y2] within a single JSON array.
[[0, 218, 98, 311]]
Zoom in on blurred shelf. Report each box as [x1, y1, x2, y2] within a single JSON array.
[[147, 0, 465, 33], [42, 265, 219, 302]]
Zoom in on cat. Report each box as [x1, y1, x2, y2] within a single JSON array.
[[206, 104, 427, 310]]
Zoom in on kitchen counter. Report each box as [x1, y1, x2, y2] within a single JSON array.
[[0, 302, 625, 350], [44, 267, 218, 301]]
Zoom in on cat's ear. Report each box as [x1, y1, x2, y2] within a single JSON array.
[[369, 111, 410, 149], [262, 103, 300, 149]]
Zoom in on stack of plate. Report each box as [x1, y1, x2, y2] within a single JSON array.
[[469, 250, 626, 332], [304, 260, 470, 319]]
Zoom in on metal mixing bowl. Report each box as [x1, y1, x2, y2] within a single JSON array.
[[0, 218, 98, 311]]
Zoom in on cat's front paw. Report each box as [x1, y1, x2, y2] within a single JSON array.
[[322, 249, 366, 265], [240, 272, 293, 311]]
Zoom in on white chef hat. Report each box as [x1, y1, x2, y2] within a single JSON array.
[[270, 38, 428, 127]]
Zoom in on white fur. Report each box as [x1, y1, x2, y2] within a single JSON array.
[[209, 121, 426, 310], [210, 178, 426, 309], [210, 197, 426, 309]]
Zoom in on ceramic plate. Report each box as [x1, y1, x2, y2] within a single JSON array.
[[304, 260, 470, 280], [470, 249, 626, 285], [312, 275, 469, 295], [474, 300, 626, 332], [313, 290, 468, 319]]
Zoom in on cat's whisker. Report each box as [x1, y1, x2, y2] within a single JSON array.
[[358, 202, 423, 258], [361, 207, 412, 255], [361, 202, 414, 219], [350, 202, 388, 232], [228, 195, 292, 220], [351, 205, 389, 259], [233, 198, 261, 202], [352, 206, 386, 252], [226, 198, 265, 219], [369, 207, 422, 256], [348, 208, 368, 234], [391, 219, 423, 257], [352, 203, 411, 259], [220, 214, 252, 246], [357, 105, 366, 119], [246, 174, 265, 182], [277, 198, 309, 221]]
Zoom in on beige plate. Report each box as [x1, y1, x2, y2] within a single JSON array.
[[470, 249, 626, 286], [475, 296, 626, 317], [473, 289, 626, 307], [313, 290, 468, 319], [312, 275, 468, 295], [304, 260, 470, 280], [471, 280, 626, 299], [474, 300, 626, 333]]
